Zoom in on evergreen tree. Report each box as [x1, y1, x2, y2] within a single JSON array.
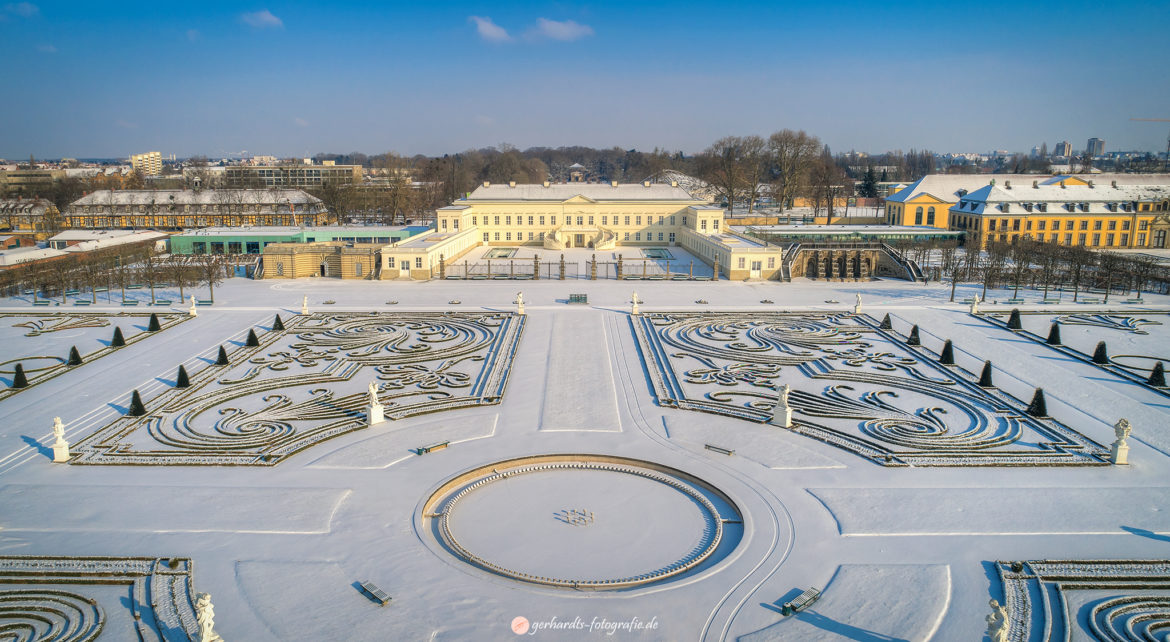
[[907, 325, 921, 346], [127, 390, 146, 416], [246, 329, 260, 347], [1026, 388, 1048, 417], [978, 360, 994, 388], [148, 313, 161, 332], [940, 339, 955, 365], [216, 345, 229, 366], [1092, 341, 1109, 365], [176, 364, 190, 388], [1046, 322, 1062, 345], [273, 314, 285, 331], [1007, 309, 1022, 330], [879, 313, 892, 330], [67, 346, 83, 366], [1148, 361, 1166, 387], [12, 363, 29, 388], [859, 166, 878, 198], [111, 326, 125, 347]]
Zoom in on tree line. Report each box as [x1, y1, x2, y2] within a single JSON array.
[[0, 244, 231, 305]]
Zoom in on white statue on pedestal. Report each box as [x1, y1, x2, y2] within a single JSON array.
[[986, 598, 1008, 642], [188, 295, 198, 317], [970, 294, 980, 315], [195, 592, 223, 642], [367, 380, 384, 426], [853, 293, 863, 315], [631, 291, 640, 316], [51, 416, 70, 463], [1111, 418, 1132, 465], [771, 382, 793, 428], [301, 295, 308, 315], [516, 291, 525, 315]]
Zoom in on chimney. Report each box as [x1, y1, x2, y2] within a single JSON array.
[[1111, 180, 1118, 188], [1005, 180, 1011, 189], [643, 181, 651, 187], [1032, 180, 1038, 188], [483, 181, 490, 188], [611, 180, 618, 187], [508, 181, 516, 188]]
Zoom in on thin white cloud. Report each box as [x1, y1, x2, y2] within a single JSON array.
[[36, 43, 55, 53], [241, 9, 283, 29], [4, 2, 39, 18], [186, 29, 200, 42], [469, 16, 511, 43], [530, 18, 593, 41], [294, 117, 309, 127]]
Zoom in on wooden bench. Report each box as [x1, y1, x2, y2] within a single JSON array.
[[1079, 298, 1101, 304], [568, 293, 588, 304], [417, 441, 449, 455], [64, 289, 80, 296], [122, 301, 139, 306], [74, 300, 92, 306], [127, 285, 144, 290], [154, 300, 172, 306], [196, 299, 214, 306], [358, 581, 391, 606], [1006, 298, 1026, 304], [782, 587, 821, 616], [32, 300, 51, 306], [1126, 298, 1145, 304], [704, 443, 734, 456], [1040, 299, 1061, 304]]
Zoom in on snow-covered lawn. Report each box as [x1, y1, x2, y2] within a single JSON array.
[[0, 275, 1167, 640]]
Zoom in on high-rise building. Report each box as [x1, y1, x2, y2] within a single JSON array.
[[1087, 138, 1105, 156], [1054, 141, 1073, 157], [129, 151, 163, 176]]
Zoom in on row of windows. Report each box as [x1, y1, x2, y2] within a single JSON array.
[[385, 257, 424, 269], [467, 214, 688, 227], [68, 215, 315, 227], [78, 204, 311, 214], [951, 215, 1146, 233]]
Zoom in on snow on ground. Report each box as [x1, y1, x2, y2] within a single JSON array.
[[0, 274, 1168, 641]]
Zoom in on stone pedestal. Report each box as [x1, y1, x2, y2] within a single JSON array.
[[368, 402, 384, 427], [52, 440, 70, 463], [301, 296, 308, 315], [1111, 441, 1129, 465], [772, 406, 792, 429], [188, 295, 198, 317]]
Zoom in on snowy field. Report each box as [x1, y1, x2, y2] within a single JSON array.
[[0, 273, 1168, 641]]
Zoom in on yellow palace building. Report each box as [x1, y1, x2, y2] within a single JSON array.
[[378, 181, 786, 280], [948, 176, 1170, 249]]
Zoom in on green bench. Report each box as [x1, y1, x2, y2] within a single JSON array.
[[568, 293, 588, 304]]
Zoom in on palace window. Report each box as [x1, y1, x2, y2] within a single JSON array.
[[624, 216, 630, 225], [276, 262, 284, 275], [636, 216, 642, 225], [915, 206, 923, 225], [551, 216, 557, 225], [493, 232, 500, 241], [767, 257, 775, 268], [1121, 234, 1129, 246], [1038, 220, 1046, 230], [505, 216, 511, 225], [588, 216, 594, 225], [927, 207, 935, 225], [658, 232, 664, 241], [1108, 221, 1117, 230], [506, 232, 511, 241], [494, 216, 500, 225], [1094, 221, 1102, 230], [1064, 233, 1072, 244], [355, 263, 363, 277], [1106, 233, 1115, 246], [669, 232, 675, 243], [483, 233, 489, 242], [635, 232, 641, 241], [1080, 220, 1088, 230], [1092, 233, 1101, 246], [415, 257, 423, 268], [623, 232, 630, 240], [738, 258, 745, 268], [540, 216, 545, 225]]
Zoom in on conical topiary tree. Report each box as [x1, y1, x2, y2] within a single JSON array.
[[11, 363, 28, 388], [906, 325, 921, 346], [147, 313, 161, 332], [127, 389, 146, 416], [245, 329, 260, 347], [1092, 341, 1109, 365], [1007, 309, 1023, 330], [1149, 361, 1166, 387], [176, 364, 190, 388], [1026, 387, 1048, 417], [111, 326, 125, 347], [67, 346, 83, 366], [940, 339, 955, 365], [273, 314, 285, 331], [978, 360, 994, 388], [215, 345, 229, 366], [879, 313, 892, 330], [1046, 322, 1062, 345]]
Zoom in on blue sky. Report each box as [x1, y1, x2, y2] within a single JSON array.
[[2, 1, 1169, 159]]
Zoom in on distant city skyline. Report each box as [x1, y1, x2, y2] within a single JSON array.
[[2, 1, 1168, 160]]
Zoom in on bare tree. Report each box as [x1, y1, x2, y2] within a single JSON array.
[[138, 243, 163, 304], [768, 129, 821, 218], [193, 253, 226, 303], [698, 136, 753, 212], [165, 254, 194, 302], [982, 241, 1011, 299]]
